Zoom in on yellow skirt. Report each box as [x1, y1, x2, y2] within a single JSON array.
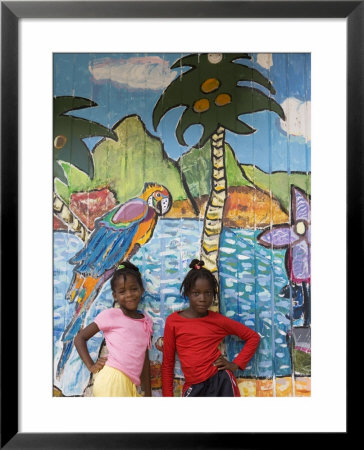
[[92, 365, 141, 397]]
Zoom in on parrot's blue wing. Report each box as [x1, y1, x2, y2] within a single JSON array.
[[69, 223, 138, 277], [69, 198, 149, 277], [91, 225, 139, 275], [69, 225, 118, 267]]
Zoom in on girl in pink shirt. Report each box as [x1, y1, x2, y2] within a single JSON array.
[[74, 262, 153, 396]]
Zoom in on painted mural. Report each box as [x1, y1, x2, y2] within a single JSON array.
[[53, 53, 311, 397]]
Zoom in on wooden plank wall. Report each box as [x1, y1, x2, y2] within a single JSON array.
[[53, 52, 311, 397]]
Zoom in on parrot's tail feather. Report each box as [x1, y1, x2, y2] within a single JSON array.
[[61, 275, 105, 343], [58, 275, 103, 374], [66, 273, 100, 309], [59, 270, 115, 373], [75, 276, 100, 314], [66, 273, 84, 302], [56, 339, 74, 379]]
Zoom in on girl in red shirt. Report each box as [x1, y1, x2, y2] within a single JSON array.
[[161, 259, 260, 397]]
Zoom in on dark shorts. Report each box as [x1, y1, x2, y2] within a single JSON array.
[[182, 370, 240, 397]]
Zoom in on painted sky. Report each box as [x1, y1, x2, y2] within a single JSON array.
[[54, 53, 311, 173]]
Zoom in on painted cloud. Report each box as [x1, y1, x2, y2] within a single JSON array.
[[257, 53, 273, 70], [89, 56, 177, 90], [280, 97, 311, 142]]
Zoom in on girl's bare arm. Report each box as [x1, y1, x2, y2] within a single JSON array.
[[74, 322, 107, 374], [140, 350, 152, 397]]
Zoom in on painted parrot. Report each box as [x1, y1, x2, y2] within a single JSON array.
[[56, 183, 172, 377]]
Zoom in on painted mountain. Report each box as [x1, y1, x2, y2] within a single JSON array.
[[54, 115, 310, 230]]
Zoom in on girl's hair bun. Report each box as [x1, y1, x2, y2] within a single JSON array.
[[181, 259, 217, 297], [189, 259, 205, 269]]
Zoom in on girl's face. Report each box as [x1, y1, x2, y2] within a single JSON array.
[[186, 277, 214, 317], [112, 274, 144, 317]]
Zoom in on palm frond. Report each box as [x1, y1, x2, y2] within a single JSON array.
[[171, 53, 201, 70], [53, 96, 117, 183], [196, 122, 220, 148], [176, 108, 197, 146], [54, 96, 97, 117], [153, 79, 189, 131], [54, 115, 116, 141], [153, 53, 285, 147], [228, 54, 251, 63], [54, 161, 68, 185], [152, 73, 201, 130], [221, 116, 256, 136], [231, 65, 276, 94], [56, 140, 94, 179], [233, 86, 285, 119]]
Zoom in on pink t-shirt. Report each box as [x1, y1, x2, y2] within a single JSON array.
[[94, 308, 153, 386]]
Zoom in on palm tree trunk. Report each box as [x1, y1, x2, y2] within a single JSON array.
[[200, 126, 227, 311], [53, 192, 90, 242]]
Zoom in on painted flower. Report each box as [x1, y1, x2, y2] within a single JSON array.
[[257, 186, 311, 283]]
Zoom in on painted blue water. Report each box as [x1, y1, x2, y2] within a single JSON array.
[[219, 228, 291, 379], [54, 219, 291, 396]]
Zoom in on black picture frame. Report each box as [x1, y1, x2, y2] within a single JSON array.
[[1, 1, 358, 448]]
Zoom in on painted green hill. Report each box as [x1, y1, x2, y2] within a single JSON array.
[[54, 114, 309, 217], [55, 115, 193, 206], [178, 142, 253, 198], [242, 165, 311, 211]]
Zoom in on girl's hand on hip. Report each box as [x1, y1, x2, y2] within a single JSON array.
[[213, 356, 239, 372], [89, 356, 107, 374]]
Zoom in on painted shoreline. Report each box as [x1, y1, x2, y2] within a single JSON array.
[[54, 185, 289, 233]]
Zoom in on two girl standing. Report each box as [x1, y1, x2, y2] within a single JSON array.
[[75, 259, 260, 397]]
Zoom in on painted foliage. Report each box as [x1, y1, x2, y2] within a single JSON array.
[[53, 53, 311, 397]]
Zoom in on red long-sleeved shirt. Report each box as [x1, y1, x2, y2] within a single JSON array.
[[161, 311, 260, 397]]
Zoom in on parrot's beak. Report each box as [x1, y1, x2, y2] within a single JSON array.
[[153, 197, 163, 214], [153, 195, 171, 215]]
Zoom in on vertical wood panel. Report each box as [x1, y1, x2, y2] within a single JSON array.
[[53, 52, 310, 397]]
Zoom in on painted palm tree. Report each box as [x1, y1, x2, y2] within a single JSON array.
[[153, 53, 285, 308], [53, 96, 117, 241]]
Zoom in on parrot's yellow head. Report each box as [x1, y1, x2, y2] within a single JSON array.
[[141, 183, 172, 216]]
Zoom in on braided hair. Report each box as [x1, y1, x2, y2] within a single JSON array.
[[110, 261, 144, 292], [180, 259, 218, 299]]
